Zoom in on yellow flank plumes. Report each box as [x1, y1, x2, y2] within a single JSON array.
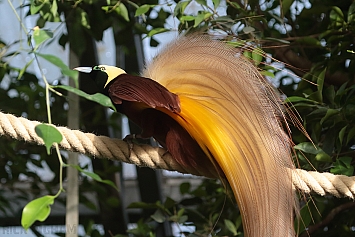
[[143, 36, 296, 237]]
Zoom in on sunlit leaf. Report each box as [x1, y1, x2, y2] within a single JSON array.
[[21, 195, 55, 230], [53, 85, 116, 111], [194, 12, 212, 27], [260, 70, 275, 78], [195, 0, 207, 6], [224, 219, 238, 235], [35, 124, 63, 154], [212, 0, 221, 9], [330, 6, 345, 28], [32, 27, 53, 48], [80, 10, 91, 29], [251, 47, 263, 66], [174, 0, 191, 16], [51, 0, 58, 17], [115, 3, 129, 21], [30, 1, 46, 15], [148, 28, 169, 37], [135, 4, 151, 17], [315, 151, 332, 162], [180, 15, 195, 23]]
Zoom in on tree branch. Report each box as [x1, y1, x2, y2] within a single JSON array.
[[300, 201, 355, 237], [272, 46, 353, 86]]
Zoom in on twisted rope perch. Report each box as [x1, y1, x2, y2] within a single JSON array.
[[1, 111, 355, 199]]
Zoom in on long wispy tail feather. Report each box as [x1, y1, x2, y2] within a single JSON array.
[[143, 36, 296, 237]]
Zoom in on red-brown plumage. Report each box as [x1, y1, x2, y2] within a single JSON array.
[[107, 74, 218, 176], [107, 74, 180, 113]]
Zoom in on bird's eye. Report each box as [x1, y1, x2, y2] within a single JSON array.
[[93, 66, 105, 71]]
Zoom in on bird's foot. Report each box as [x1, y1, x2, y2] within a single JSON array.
[[123, 134, 150, 156]]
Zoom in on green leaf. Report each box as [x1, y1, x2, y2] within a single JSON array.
[[18, 58, 35, 80], [260, 70, 275, 78], [212, 0, 221, 9], [195, 0, 207, 6], [224, 219, 238, 235], [174, 1, 191, 16], [348, 1, 355, 23], [180, 182, 191, 194], [330, 6, 345, 28], [295, 201, 313, 233], [51, 0, 58, 18], [297, 37, 321, 47], [330, 157, 354, 176], [35, 124, 63, 154], [115, 3, 129, 22], [30, 1, 46, 15], [264, 37, 290, 44], [242, 26, 255, 34], [163, 197, 176, 209], [70, 165, 119, 191], [35, 53, 79, 86], [128, 202, 158, 209], [180, 15, 195, 23], [53, 85, 116, 111], [147, 28, 169, 37], [135, 4, 151, 17], [102, 6, 110, 12], [80, 11, 91, 29], [21, 195, 55, 230], [285, 96, 319, 104], [347, 126, 355, 144], [320, 108, 339, 125], [339, 126, 347, 145], [315, 151, 332, 162], [294, 142, 319, 155], [194, 12, 212, 27], [315, 68, 326, 103], [324, 85, 335, 105], [243, 50, 251, 59], [251, 47, 263, 66], [32, 27, 53, 48], [151, 209, 166, 223]]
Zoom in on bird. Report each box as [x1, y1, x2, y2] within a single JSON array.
[[74, 36, 297, 237]]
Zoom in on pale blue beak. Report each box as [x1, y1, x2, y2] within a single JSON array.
[[73, 67, 92, 73]]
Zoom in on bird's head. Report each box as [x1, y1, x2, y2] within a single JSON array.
[[74, 65, 126, 89]]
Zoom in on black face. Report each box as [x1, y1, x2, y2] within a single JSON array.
[[90, 66, 109, 90]]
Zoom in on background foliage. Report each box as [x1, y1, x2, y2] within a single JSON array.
[[1, 0, 355, 236]]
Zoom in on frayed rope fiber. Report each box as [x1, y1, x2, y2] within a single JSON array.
[[1, 111, 355, 199]]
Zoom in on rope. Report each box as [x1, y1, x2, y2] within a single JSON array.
[[1, 111, 355, 199]]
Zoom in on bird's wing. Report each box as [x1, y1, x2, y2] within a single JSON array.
[[108, 74, 181, 113]]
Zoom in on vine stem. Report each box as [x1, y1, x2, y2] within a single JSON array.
[[7, 0, 66, 196]]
